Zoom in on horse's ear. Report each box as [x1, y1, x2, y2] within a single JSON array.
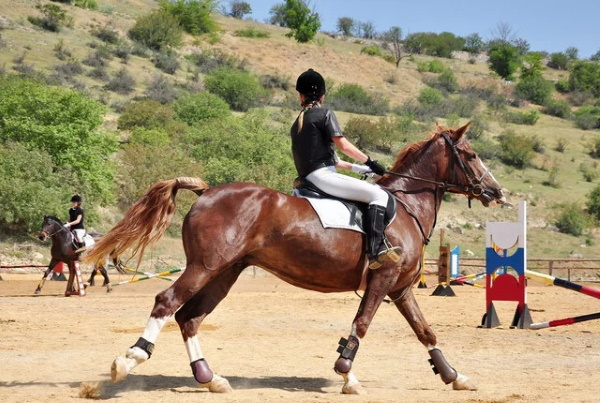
[[452, 122, 470, 141]]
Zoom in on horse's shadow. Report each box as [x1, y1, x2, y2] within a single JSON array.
[[98, 374, 334, 397]]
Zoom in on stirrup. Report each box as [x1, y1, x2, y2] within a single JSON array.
[[368, 240, 402, 270]]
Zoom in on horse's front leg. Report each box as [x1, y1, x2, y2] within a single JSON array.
[[174, 264, 245, 393], [34, 259, 59, 294], [392, 289, 477, 391], [334, 268, 398, 395]]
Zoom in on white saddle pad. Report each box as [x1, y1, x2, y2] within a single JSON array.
[[83, 234, 95, 248], [304, 198, 364, 234]]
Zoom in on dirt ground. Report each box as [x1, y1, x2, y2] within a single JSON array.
[[0, 269, 599, 403]]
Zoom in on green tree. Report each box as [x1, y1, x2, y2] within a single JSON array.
[[498, 130, 534, 168], [204, 67, 266, 111], [336, 17, 355, 36], [280, 0, 321, 43], [488, 42, 521, 80], [0, 75, 118, 210], [0, 143, 72, 232], [569, 60, 600, 97], [229, 1, 252, 19], [128, 10, 183, 51], [381, 26, 407, 67], [464, 33, 485, 56], [159, 0, 219, 35], [173, 92, 231, 125], [547, 52, 569, 70], [268, 4, 287, 27], [586, 183, 600, 220]]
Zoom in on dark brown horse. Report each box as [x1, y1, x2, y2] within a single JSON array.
[[37, 215, 126, 295], [84, 123, 505, 394]]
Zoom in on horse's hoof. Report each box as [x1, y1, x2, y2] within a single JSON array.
[[106, 285, 112, 293], [202, 374, 233, 393], [452, 373, 477, 391], [111, 356, 129, 383], [34, 289, 41, 295], [342, 382, 367, 395]]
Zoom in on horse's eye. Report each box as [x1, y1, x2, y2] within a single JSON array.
[[467, 153, 477, 161]]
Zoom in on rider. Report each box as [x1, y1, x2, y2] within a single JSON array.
[[64, 195, 85, 256], [291, 68, 401, 269]]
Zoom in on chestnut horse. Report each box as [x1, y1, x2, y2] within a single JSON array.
[[37, 215, 126, 295], [84, 123, 505, 394]]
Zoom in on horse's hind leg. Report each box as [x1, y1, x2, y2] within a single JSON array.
[[392, 289, 477, 391], [86, 269, 96, 287], [110, 262, 223, 383], [174, 262, 246, 393]]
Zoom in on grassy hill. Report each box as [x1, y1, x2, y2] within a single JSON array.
[[0, 0, 599, 263]]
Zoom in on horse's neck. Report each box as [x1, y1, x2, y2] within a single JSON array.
[[384, 150, 446, 238]]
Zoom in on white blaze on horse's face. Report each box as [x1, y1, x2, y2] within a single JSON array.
[[477, 158, 506, 206]]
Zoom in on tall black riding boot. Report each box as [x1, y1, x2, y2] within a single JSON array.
[[365, 205, 402, 269], [75, 241, 85, 260]]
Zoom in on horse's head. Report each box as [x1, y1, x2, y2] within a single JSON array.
[[437, 123, 505, 207], [39, 215, 64, 242]]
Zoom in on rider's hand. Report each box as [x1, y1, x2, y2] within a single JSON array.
[[351, 164, 372, 176], [64, 223, 71, 228], [365, 156, 386, 176]]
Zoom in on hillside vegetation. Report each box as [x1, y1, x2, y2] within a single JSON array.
[[1, 0, 599, 264]]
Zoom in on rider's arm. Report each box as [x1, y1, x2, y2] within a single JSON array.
[[65, 214, 82, 228], [333, 136, 369, 164]]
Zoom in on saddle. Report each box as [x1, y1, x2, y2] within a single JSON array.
[[292, 177, 397, 230]]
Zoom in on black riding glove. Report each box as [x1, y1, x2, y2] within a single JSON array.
[[365, 156, 386, 176]]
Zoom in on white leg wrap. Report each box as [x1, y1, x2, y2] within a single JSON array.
[[185, 336, 205, 362], [140, 316, 169, 343]]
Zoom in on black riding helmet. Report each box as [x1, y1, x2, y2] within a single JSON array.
[[71, 195, 82, 203], [296, 69, 326, 99]]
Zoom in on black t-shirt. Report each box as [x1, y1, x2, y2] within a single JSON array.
[[68, 206, 84, 230], [290, 106, 343, 177]]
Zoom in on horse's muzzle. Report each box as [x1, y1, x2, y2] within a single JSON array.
[[39, 232, 48, 242]]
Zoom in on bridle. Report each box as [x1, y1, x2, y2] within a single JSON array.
[[385, 132, 491, 200], [40, 219, 69, 240], [383, 131, 495, 244]]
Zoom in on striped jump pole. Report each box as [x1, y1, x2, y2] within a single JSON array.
[[525, 270, 600, 300], [529, 312, 600, 330], [113, 267, 183, 287], [124, 267, 175, 282]]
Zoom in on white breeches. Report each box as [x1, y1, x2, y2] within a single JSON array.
[[73, 229, 85, 243], [306, 166, 388, 207]]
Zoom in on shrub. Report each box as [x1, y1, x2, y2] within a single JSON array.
[[91, 22, 120, 44], [555, 203, 591, 236], [129, 127, 170, 147], [586, 183, 600, 219], [128, 10, 183, 51], [504, 109, 540, 125], [590, 136, 600, 159], [498, 130, 535, 168], [186, 49, 246, 73], [173, 92, 231, 125], [555, 79, 570, 93], [574, 106, 600, 130], [28, 3, 71, 32], [515, 75, 554, 105], [145, 74, 179, 104], [542, 99, 571, 119], [260, 74, 290, 91], [152, 51, 180, 75], [234, 27, 270, 38], [181, 111, 296, 191], [160, 0, 219, 35], [118, 100, 176, 130], [105, 68, 136, 94], [547, 52, 569, 70], [418, 86, 444, 105], [579, 162, 598, 182], [328, 83, 389, 115], [361, 44, 383, 57], [204, 67, 266, 112]]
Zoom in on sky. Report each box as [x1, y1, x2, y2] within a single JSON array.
[[232, 0, 600, 59]]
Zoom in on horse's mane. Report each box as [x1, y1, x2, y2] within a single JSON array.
[[45, 215, 63, 224], [387, 129, 446, 173]]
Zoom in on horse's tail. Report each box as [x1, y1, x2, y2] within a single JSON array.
[[82, 177, 209, 269]]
